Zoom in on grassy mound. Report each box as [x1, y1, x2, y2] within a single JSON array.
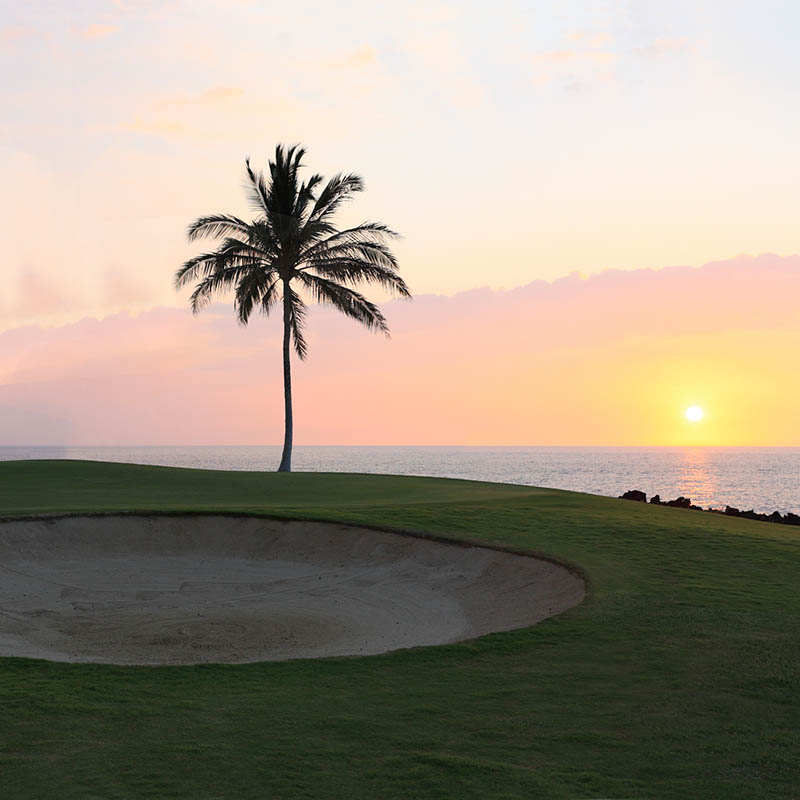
[[1, 460, 798, 799]]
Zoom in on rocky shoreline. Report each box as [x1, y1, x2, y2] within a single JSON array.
[[619, 490, 800, 526]]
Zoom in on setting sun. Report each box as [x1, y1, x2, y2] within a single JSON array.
[[685, 405, 704, 423]]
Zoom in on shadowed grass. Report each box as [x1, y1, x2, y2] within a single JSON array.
[[0, 460, 798, 799]]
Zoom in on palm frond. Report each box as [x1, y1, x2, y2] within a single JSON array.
[[284, 285, 308, 359], [260, 278, 280, 316], [244, 158, 271, 217], [256, 145, 309, 246], [175, 238, 264, 289], [302, 258, 410, 297], [248, 219, 278, 257], [306, 240, 399, 271], [234, 272, 279, 326], [187, 214, 251, 242], [294, 173, 323, 221], [189, 262, 258, 313], [175, 252, 256, 290], [299, 222, 399, 262], [306, 173, 363, 226], [296, 273, 389, 334], [297, 219, 337, 246], [176, 253, 215, 289], [268, 144, 304, 215]]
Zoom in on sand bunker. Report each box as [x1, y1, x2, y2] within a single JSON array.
[[0, 515, 584, 665]]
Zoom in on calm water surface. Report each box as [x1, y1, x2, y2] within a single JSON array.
[[2, 446, 798, 515]]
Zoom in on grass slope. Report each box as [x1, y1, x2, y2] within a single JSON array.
[[0, 460, 798, 799]]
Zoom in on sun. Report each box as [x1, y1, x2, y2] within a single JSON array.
[[685, 405, 704, 423]]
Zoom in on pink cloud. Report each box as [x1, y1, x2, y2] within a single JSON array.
[[1, 254, 799, 446]]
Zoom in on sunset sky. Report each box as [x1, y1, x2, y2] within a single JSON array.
[[1, 1, 799, 445]]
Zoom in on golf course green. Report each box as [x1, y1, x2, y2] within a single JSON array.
[[1, 460, 798, 799]]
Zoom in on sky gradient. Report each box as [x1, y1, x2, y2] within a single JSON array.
[[2, 255, 798, 446], [1, 1, 799, 444]]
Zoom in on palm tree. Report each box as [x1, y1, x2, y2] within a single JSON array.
[[175, 145, 410, 472]]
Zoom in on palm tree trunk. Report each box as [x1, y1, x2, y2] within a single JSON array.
[[277, 288, 293, 472]]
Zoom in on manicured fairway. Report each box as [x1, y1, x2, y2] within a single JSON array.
[[1, 460, 798, 799]]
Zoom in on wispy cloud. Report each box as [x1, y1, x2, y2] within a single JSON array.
[[329, 44, 377, 68], [636, 37, 700, 57], [122, 83, 306, 140], [81, 24, 120, 40], [0, 25, 37, 46], [529, 47, 618, 88], [394, 1, 487, 111], [566, 32, 613, 46], [121, 38, 393, 142], [532, 50, 617, 65]]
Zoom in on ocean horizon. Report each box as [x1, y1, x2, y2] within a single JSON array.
[[2, 445, 798, 516]]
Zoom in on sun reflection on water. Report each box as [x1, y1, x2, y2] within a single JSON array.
[[676, 448, 717, 508]]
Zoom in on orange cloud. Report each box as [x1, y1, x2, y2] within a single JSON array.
[[332, 44, 377, 68], [0, 25, 37, 46], [637, 37, 699, 57], [82, 24, 120, 40]]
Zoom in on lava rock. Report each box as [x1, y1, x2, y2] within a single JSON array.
[[618, 491, 797, 526], [620, 490, 647, 502], [666, 497, 691, 508]]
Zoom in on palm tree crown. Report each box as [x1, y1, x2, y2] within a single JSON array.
[[176, 145, 410, 471]]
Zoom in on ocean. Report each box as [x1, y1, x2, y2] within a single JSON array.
[[1, 445, 798, 515]]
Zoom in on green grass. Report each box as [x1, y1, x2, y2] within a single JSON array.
[[1, 459, 798, 799]]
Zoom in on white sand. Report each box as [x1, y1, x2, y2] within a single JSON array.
[[0, 515, 584, 665]]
